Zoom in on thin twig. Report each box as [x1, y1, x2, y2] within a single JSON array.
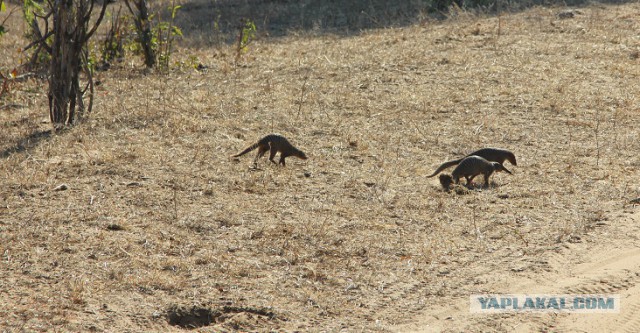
[[297, 73, 309, 118], [595, 107, 601, 167]]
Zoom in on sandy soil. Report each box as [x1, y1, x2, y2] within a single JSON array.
[[396, 209, 640, 332]]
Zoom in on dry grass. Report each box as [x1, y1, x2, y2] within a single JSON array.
[[1, 1, 640, 332]]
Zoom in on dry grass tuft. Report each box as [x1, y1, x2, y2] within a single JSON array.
[[1, 1, 640, 331]]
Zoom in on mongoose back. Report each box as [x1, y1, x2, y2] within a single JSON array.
[[427, 148, 517, 178], [450, 155, 512, 187], [233, 134, 307, 167]]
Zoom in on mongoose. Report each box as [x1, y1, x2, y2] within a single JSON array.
[[439, 174, 453, 191], [442, 155, 512, 189], [427, 148, 517, 178], [233, 134, 307, 167]]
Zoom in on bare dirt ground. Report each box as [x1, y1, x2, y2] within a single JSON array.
[[1, 1, 640, 332], [395, 209, 640, 332]]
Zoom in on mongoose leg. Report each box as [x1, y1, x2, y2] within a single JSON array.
[[268, 146, 278, 164], [254, 146, 268, 164], [279, 155, 286, 166], [257, 146, 268, 158], [466, 175, 476, 186], [253, 150, 262, 165], [483, 175, 490, 188]]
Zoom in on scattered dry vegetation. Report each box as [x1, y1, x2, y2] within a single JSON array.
[[1, 1, 639, 332]]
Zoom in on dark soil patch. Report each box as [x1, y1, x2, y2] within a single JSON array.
[[166, 305, 277, 329]]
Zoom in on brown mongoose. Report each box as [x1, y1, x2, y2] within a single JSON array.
[[427, 148, 517, 178], [444, 155, 512, 188], [233, 134, 307, 167]]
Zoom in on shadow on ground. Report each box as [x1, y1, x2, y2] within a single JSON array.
[[148, 0, 638, 44], [0, 129, 52, 159]]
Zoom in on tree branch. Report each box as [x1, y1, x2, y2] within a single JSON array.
[[22, 30, 54, 53], [84, 0, 108, 42]]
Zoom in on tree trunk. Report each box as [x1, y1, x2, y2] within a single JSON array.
[[49, 0, 77, 127], [125, 0, 155, 68], [48, 0, 107, 129]]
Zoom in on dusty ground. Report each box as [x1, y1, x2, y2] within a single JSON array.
[[1, 1, 639, 332], [396, 209, 640, 332]]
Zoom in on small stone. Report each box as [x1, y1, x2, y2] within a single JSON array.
[[53, 184, 68, 191]]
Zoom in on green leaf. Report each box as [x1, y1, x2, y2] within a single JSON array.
[[172, 26, 182, 37], [23, 0, 44, 24]]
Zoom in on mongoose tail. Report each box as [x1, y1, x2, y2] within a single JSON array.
[[233, 134, 307, 167], [233, 142, 260, 158], [427, 147, 517, 178], [426, 159, 463, 178], [451, 155, 512, 188]]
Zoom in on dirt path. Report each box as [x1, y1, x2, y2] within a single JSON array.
[[396, 209, 640, 332]]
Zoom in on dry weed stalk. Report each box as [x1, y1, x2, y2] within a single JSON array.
[[594, 106, 601, 167], [297, 70, 310, 118]]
